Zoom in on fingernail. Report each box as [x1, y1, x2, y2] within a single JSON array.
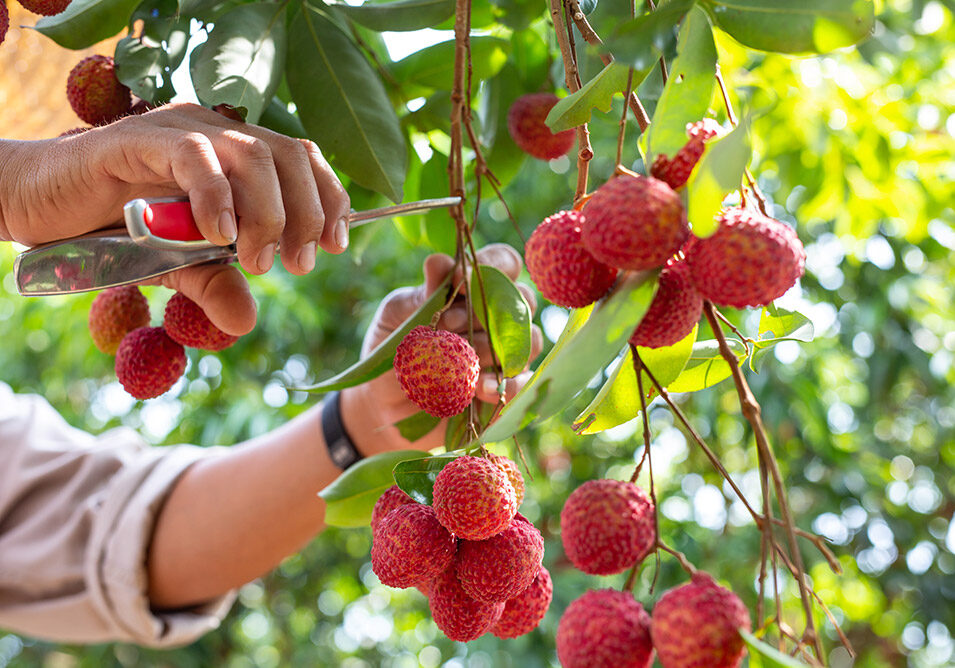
[[219, 210, 237, 242], [334, 217, 349, 250], [257, 244, 275, 272], [298, 241, 317, 273]]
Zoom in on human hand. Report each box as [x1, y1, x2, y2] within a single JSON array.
[[0, 103, 350, 335], [339, 243, 544, 456]]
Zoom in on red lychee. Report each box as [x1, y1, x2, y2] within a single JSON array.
[[630, 258, 703, 349], [88, 286, 151, 355], [486, 452, 525, 507], [163, 292, 239, 351], [556, 589, 654, 668], [371, 503, 456, 589], [429, 568, 505, 642], [66, 55, 132, 126], [525, 210, 618, 308], [582, 174, 688, 271], [507, 92, 575, 161], [560, 479, 656, 576], [491, 565, 553, 639], [370, 484, 417, 533], [393, 326, 480, 418], [432, 455, 517, 541], [650, 118, 725, 190], [115, 327, 187, 400], [17, 0, 72, 16], [683, 207, 806, 309], [650, 572, 752, 668], [455, 514, 544, 604]]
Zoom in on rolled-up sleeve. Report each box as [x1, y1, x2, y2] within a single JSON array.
[[0, 383, 236, 647]]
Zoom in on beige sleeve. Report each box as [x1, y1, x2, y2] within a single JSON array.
[[0, 383, 236, 647]]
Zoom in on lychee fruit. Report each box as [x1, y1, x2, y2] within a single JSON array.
[[66, 55, 132, 126], [630, 258, 703, 349], [683, 207, 806, 308], [455, 514, 544, 603], [582, 174, 689, 271], [393, 326, 480, 418], [371, 503, 456, 589], [486, 452, 525, 507], [370, 484, 417, 533], [432, 455, 517, 540], [88, 286, 151, 355], [507, 92, 575, 161], [556, 589, 654, 668], [650, 572, 752, 668], [491, 565, 553, 639], [560, 479, 656, 575], [429, 568, 505, 642], [163, 292, 239, 351], [650, 118, 725, 190], [525, 210, 618, 308], [115, 327, 187, 400], [17, 0, 72, 16]]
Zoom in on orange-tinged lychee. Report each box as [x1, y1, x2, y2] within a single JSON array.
[[115, 327, 186, 400], [556, 589, 654, 668], [491, 565, 553, 639], [429, 568, 505, 642], [163, 292, 239, 351], [507, 92, 575, 161], [66, 55, 132, 126], [630, 258, 703, 349], [89, 286, 151, 355], [371, 503, 456, 589], [650, 118, 725, 190], [393, 326, 480, 418], [455, 514, 544, 603], [370, 484, 417, 533], [432, 455, 517, 540]]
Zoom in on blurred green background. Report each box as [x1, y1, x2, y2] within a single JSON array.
[[1, 0, 954, 666]]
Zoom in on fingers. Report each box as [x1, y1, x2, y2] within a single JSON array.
[[157, 264, 257, 336]]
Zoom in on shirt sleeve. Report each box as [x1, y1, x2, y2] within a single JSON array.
[[0, 382, 237, 648]]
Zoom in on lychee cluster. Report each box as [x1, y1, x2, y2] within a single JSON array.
[[370, 454, 551, 642], [524, 119, 805, 350], [88, 287, 240, 400], [393, 325, 480, 418], [507, 92, 576, 161]]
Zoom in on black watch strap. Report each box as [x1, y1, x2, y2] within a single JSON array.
[[322, 391, 362, 471]]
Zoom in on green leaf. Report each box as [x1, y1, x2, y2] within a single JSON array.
[[190, 3, 287, 125], [741, 629, 811, 667], [667, 338, 746, 393], [474, 266, 533, 378], [259, 96, 308, 139], [34, 0, 142, 50], [685, 116, 751, 237], [295, 276, 450, 392], [331, 0, 454, 32], [393, 453, 461, 504], [751, 305, 814, 369], [115, 35, 177, 102], [318, 449, 427, 527], [574, 325, 697, 434], [389, 37, 509, 94], [288, 7, 407, 202], [645, 6, 717, 167], [701, 0, 875, 54], [545, 63, 647, 133], [482, 272, 657, 443], [602, 0, 695, 71], [394, 411, 442, 442]]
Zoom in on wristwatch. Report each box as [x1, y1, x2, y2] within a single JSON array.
[[321, 391, 363, 470]]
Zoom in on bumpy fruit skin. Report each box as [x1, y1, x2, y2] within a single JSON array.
[[651, 572, 752, 668], [17, 0, 72, 16], [370, 485, 417, 533], [582, 174, 689, 271], [66, 55, 132, 125], [432, 455, 517, 540], [525, 210, 618, 308], [429, 568, 505, 642], [560, 479, 656, 575], [507, 92, 575, 161], [456, 514, 544, 603], [683, 207, 806, 308], [88, 286, 151, 355], [371, 503, 456, 589], [492, 565, 553, 639], [651, 118, 724, 190], [163, 292, 239, 351], [486, 452, 525, 507], [556, 589, 654, 668], [115, 327, 187, 400], [393, 326, 480, 418], [630, 258, 703, 349]]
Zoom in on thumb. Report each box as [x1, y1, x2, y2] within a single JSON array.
[[156, 264, 257, 336]]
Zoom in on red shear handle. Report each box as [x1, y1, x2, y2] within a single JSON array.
[[142, 200, 204, 241]]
